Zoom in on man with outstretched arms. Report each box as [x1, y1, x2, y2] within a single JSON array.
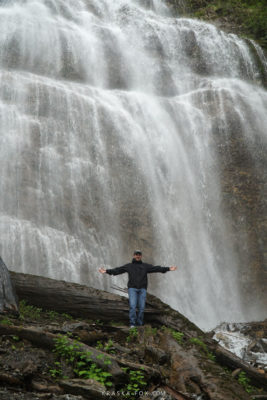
[[99, 250, 177, 327]]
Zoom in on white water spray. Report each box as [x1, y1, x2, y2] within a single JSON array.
[[0, 0, 266, 329]]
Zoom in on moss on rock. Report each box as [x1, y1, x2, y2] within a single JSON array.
[[167, 0, 267, 50]]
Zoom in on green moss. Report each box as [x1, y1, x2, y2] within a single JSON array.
[[168, 0, 267, 50]]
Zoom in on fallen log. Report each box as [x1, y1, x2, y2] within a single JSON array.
[[10, 271, 161, 322], [10, 271, 202, 339], [0, 324, 57, 350], [58, 378, 107, 400], [213, 344, 267, 390], [112, 356, 161, 380]]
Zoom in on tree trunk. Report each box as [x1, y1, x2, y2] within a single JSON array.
[[0, 258, 19, 314]]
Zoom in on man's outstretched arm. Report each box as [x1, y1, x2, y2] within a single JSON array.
[[99, 265, 128, 275], [146, 265, 177, 273]]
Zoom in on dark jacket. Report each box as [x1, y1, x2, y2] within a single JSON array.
[[106, 259, 169, 289]]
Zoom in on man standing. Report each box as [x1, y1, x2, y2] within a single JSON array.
[[99, 250, 177, 327]]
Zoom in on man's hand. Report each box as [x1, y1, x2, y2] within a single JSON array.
[[169, 266, 177, 271], [99, 267, 107, 274]]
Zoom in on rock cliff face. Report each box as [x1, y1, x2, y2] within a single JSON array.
[[215, 113, 266, 314]]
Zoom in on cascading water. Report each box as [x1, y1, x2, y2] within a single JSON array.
[[0, 0, 266, 330]]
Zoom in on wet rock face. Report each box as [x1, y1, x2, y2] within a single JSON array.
[[195, 86, 267, 319], [165, 0, 267, 320], [214, 107, 267, 314]]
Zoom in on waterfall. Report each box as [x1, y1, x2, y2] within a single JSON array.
[[0, 0, 266, 330]]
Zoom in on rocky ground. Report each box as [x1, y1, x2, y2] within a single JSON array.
[[0, 299, 266, 400]]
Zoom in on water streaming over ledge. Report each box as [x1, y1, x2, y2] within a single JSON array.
[[0, 0, 266, 329]]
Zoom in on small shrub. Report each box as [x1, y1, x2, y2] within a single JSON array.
[[62, 313, 73, 320], [144, 326, 158, 337], [120, 367, 147, 398], [171, 330, 184, 344], [126, 327, 138, 343], [238, 371, 254, 393], [49, 361, 63, 379], [189, 337, 215, 361], [161, 326, 184, 345], [0, 318, 12, 326], [19, 300, 42, 320], [52, 334, 113, 387]]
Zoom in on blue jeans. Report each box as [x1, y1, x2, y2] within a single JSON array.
[[128, 288, 147, 326]]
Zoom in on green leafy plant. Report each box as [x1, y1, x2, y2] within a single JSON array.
[[95, 319, 104, 326], [189, 337, 215, 361], [0, 318, 12, 326], [223, 366, 231, 375], [126, 327, 138, 343], [61, 313, 73, 320], [96, 340, 103, 350], [171, 330, 184, 345], [49, 361, 64, 379], [109, 320, 122, 326], [238, 371, 254, 393], [52, 334, 113, 387], [19, 300, 74, 322], [46, 310, 60, 320], [161, 326, 184, 345], [120, 367, 147, 398], [144, 326, 158, 337], [104, 339, 115, 354], [19, 300, 42, 320]]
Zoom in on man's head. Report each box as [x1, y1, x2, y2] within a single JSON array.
[[133, 250, 142, 261]]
